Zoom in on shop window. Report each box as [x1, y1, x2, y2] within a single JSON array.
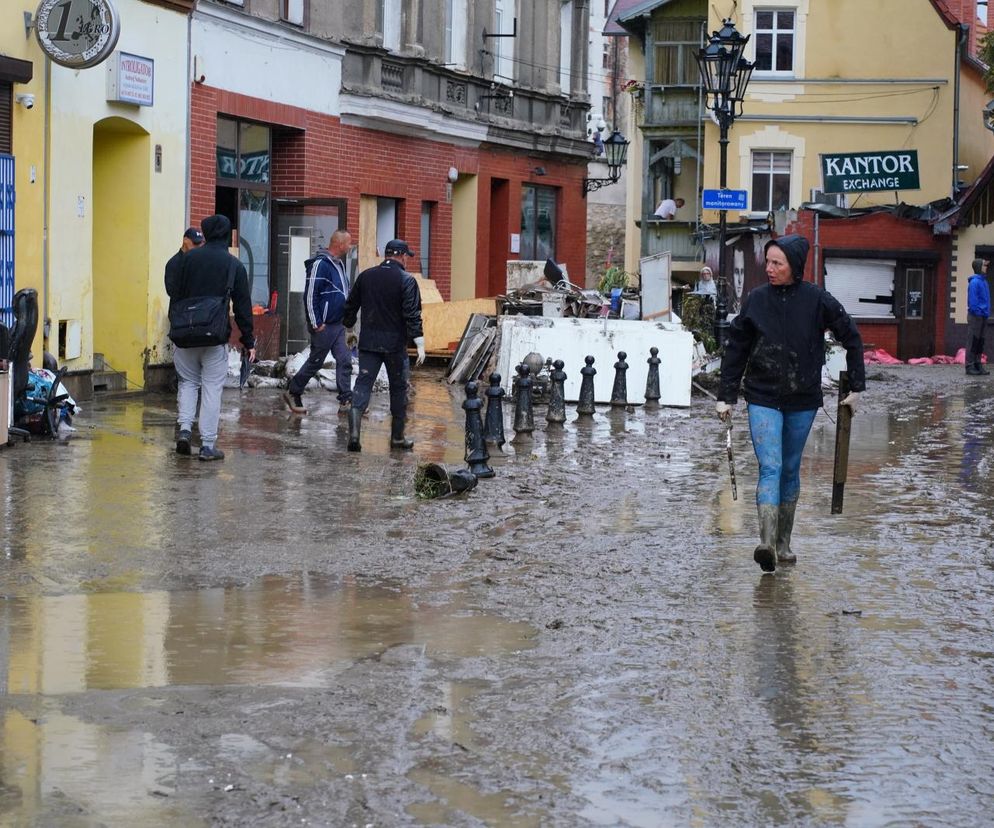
[[216, 117, 270, 184], [754, 9, 795, 74], [521, 184, 556, 261], [215, 117, 271, 304], [751, 150, 791, 212]]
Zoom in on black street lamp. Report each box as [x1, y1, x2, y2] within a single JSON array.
[[582, 130, 630, 196], [695, 19, 754, 349]]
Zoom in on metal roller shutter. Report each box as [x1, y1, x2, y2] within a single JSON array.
[[824, 257, 896, 318]]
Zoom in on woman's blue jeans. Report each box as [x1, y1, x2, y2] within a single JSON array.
[[747, 404, 818, 506]]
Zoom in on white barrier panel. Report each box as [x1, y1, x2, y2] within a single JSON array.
[[496, 315, 694, 407]]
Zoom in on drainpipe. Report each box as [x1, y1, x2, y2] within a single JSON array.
[[42, 56, 51, 352], [185, 11, 193, 225], [952, 23, 967, 197]]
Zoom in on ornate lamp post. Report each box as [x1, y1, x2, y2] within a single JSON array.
[[695, 19, 754, 349], [582, 130, 630, 196]]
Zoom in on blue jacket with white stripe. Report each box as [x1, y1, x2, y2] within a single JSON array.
[[303, 250, 349, 330]]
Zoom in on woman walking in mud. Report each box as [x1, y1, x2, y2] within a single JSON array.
[[715, 234, 864, 573]]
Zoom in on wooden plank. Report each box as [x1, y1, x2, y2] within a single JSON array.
[[422, 298, 498, 353]]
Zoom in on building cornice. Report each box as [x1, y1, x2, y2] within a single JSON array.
[[339, 93, 488, 148]]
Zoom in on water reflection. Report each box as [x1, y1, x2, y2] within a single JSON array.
[[0, 574, 536, 695], [0, 708, 194, 825]]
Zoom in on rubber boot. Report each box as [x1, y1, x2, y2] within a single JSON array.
[[754, 504, 779, 573], [390, 417, 414, 450], [776, 500, 798, 565], [347, 407, 362, 452]]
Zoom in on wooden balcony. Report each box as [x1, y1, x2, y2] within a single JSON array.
[[641, 219, 701, 262]]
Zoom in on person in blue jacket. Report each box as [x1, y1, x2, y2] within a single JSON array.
[[965, 258, 990, 376], [283, 230, 354, 415], [716, 234, 865, 573]]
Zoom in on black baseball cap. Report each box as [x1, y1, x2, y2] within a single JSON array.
[[184, 227, 205, 244], [384, 239, 415, 257]]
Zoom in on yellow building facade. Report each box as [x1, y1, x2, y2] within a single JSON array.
[[698, 0, 987, 220], [3, 0, 191, 397]]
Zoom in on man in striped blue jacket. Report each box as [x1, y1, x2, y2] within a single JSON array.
[[283, 229, 354, 415]]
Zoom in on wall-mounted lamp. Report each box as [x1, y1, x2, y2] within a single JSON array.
[[447, 167, 459, 183], [582, 130, 629, 196], [15, 93, 35, 110], [531, 166, 546, 177]]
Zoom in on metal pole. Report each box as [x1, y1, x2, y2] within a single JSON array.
[[714, 115, 730, 349]]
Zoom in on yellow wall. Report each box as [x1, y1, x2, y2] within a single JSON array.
[[701, 0, 968, 222], [40, 0, 189, 386], [958, 66, 994, 189], [1, 2, 45, 361]]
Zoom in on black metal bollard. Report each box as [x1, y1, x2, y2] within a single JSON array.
[[645, 346, 661, 404], [463, 381, 495, 478], [576, 355, 596, 416], [546, 359, 567, 425], [610, 351, 629, 406], [483, 372, 507, 450], [513, 364, 535, 435]]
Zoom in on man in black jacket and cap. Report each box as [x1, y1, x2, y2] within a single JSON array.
[[165, 214, 255, 461], [716, 233, 865, 573], [342, 239, 424, 452]]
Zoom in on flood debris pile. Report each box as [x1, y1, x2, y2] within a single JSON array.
[[226, 350, 387, 394]]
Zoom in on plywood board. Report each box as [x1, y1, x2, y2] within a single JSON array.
[[413, 274, 444, 305], [496, 315, 694, 407], [422, 298, 497, 353]]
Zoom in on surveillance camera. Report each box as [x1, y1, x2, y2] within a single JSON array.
[[16, 93, 35, 109]]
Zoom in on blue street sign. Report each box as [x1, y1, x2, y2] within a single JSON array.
[[702, 189, 748, 210]]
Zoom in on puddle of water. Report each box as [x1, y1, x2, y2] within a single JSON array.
[[0, 707, 198, 825], [0, 574, 536, 696], [407, 766, 541, 827]]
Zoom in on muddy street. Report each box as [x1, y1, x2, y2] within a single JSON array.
[[1, 364, 993, 826]]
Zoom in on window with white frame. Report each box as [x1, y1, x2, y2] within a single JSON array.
[[754, 9, 795, 74], [445, 0, 468, 68], [751, 150, 792, 212], [494, 0, 516, 82], [382, 0, 401, 51], [282, 0, 303, 25], [979, 0, 989, 26]]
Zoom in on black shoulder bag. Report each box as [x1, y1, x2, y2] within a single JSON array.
[[168, 259, 237, 349]]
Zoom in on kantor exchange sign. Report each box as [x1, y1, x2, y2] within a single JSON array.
[[820, 150, 920, 194]]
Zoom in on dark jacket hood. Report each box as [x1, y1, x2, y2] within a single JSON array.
[[201, 214, 232, 244], [765, 234, 810, 282]]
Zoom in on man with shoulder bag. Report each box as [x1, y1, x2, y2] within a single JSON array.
[[165, 214, 255, 461]]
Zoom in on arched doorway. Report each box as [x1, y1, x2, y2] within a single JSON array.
[[92, 117, 150, 389]]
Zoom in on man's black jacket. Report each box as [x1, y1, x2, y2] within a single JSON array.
[[343, 258, 423, 353], [165, 215, 255, 350]]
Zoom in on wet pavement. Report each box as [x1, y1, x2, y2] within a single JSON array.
[[1, 364, 993, 826]]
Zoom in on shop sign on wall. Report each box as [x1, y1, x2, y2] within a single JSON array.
[[821, 150, 921, 194], [34, 0, 121, 69], [107, 52, 154, 106]]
